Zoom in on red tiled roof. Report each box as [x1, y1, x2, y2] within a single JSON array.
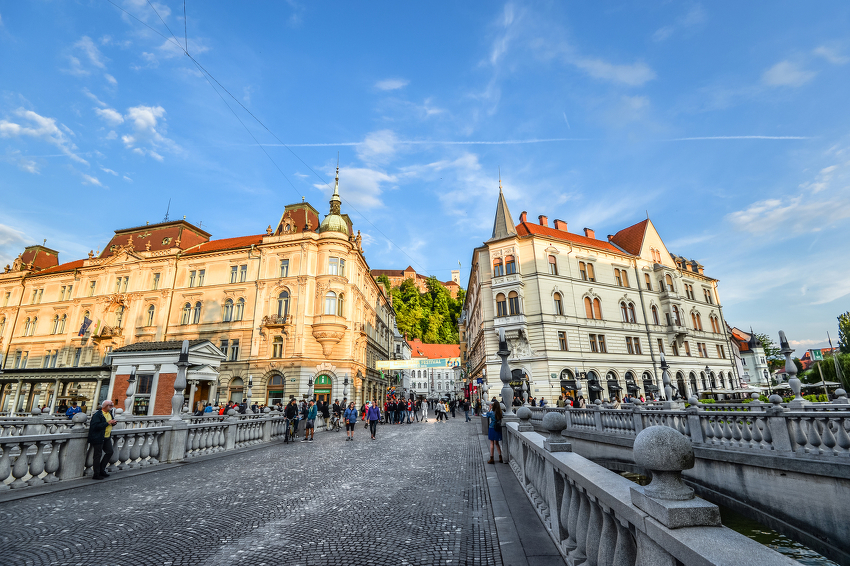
[[610, 219, 649, 255], [20, 246, 60, 271], [31, 259, 86, 277], [183, 234, 264, 255], [371, 269, 406, 277], [407, 338, 460, 359], [101, 220, 210, 258], [730, 328, 751, 351], [516, 222, 624, 254]]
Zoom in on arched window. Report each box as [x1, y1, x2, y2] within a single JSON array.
[[182, 303, 191, 325], [665, 274, 674, 292], [651, 305, 659, 325], [620, 301, 629, 322], [52, 315, 60, 334], [223, 299, 234, 322], [593, 298, 602, 320], [146, 305, 155, 327], [548, 255, 558, 275], [324, 291, 337, 315], [718, 372, 725, 388], [673, 305, 682, 325], [493, 258, 504, 277], [553, 292, 563, 315], [58, 314, 66, 334], [277, 291, 290, 318], [272, 336, 283, 358], [693, 312, 702, 331], [496, 293, 507, 317], [235, 298, 245, 321], [508, 291, 520, 315], [700, 372, 707, 390], [193, 301, 202, 324], [628, 303, 636, 323], [505, 255, 516, 275], [337, 293, 345, 317], [584, 297, 594, 319], [269, 375, 283, 387], [560, 368, 574, 380]]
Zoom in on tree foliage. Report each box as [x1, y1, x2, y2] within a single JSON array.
[[838, 311, 850, 354], [376, 274, 391, 294], [753, 332, 783, 369], [387, 276, 465, 344], [810, 354, 850, 390]]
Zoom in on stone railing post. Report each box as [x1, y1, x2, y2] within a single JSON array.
[[832, 388, 849, 404], [592, 402, 603, 432], [261, 411, 272, 442], [161, 418, 188, 463], [686, 397, 704, 444], [766, 396, 793, 454], [542, 412, 571, 452], [57, 413, 89, 481], [516, 406, 533, 432], [631, 401, 644, 434], [23, 408, 46, 435], [224, 409, 240, 450], [630, 426, 720, 529]]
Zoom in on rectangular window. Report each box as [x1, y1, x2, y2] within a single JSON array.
[[579, 262, 587, 281], [115, 278, 121, 293], [684, 341, 691, 356], [3, 291, 9, 306], [121, 277, 129, 293], [239, 264, 247, 283], [89, 281, 96, 297], [626, 336, 634, 354], [60, 286, 66, 301], [339, 259, 346, 277], [20, 352, 29, 368], [589, 334, 598, 353], [189, 270, 196, 288], [198, 269, 205, 286], [598, 334, 606, 353], [230, 339, 240, 361], [43, 351, 52, 368], [329, 257, 339, 275], [558, 331, 568, 351], [220, 339, 229, 358], [152, 273, 161, 290], [657, 338, 664, 355], [634, 337, 642, 355], [280, 259, 289, 278], [50, 350, 58, 368], [137, 374, 154, 395], [31, 290, 37, 304], [671, 341, 679, 356], [716, 344, 725, 359], [73, 347, 82, 366], [230, 266, 238, 284], [645, 273, 652, 291]]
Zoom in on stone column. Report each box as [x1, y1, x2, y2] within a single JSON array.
[[0, 382, 6, 412], [48, 378, 61, 414], [10, 379, 23, 413], [187, 380, 197, 413], [94, 377, 104, 409], [497, 329, 516, 416]]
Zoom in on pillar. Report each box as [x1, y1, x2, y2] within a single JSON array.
[[11, 379, 23, 413], [187, 380, 197, 412], [0, 382, 6, 412], [48, 378, 61, 414], [94, 377, 104, 409]]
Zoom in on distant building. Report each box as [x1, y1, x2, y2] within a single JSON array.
[[371, 266, 461, 298], [407, 338, 461, 399], [729, 327, 770, 389], [800, 348, 839, 371]]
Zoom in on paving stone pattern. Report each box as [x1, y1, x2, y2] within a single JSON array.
[[0, 416, 503, 566]]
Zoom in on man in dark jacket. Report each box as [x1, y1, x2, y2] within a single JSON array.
[[88, 400, 118, 480]]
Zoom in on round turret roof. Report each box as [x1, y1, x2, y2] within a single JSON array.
[[320, 214, 349, 236]]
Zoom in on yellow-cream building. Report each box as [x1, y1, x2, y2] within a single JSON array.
[[0, 169, 394, 414]]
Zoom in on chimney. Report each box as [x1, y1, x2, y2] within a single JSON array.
[[607, 235, 614, 241], [538, 215, 548, 227], [584, 228, 595, 239], [553, 219, 568, 232], [519, 211, 527, 223]]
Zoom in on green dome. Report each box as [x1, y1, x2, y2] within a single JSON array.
[[320, 214, 349, 235]]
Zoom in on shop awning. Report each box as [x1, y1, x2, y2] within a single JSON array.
[[643, 382, 659, 392], [560, 380, 577, 390], [626, 382, 639, 392], [588, 380, 603, 392], [606, 381, 622, 392]]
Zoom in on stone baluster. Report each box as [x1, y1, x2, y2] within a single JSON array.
[[149, 431, 161, 464], [592, 403, 603, 432], [129, 431, 143, 467], [26, 440, 47, 486], [44, 438, 63, 483], [10, 440, 34, 489], [564, 480, 580, 555], [139, 431, 152, 465], [568, 488, 589, 564]]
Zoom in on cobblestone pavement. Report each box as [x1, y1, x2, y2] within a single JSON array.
[[0, 415, 503, 566]]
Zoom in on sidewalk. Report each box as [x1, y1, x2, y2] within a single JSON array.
[[477, 425, 565, 566]]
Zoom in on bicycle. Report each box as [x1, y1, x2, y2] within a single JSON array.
[[328, 413, 342, 432]]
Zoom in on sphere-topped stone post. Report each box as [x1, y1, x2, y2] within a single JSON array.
[[497, 328, 516, 416], [780, 330, 808, 409]]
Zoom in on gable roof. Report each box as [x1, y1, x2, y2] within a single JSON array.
[[516, 222, 624, 254], [407, 338, 460, 359], [610, 219, 649, 255]]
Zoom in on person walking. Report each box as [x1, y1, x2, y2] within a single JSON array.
[[463, 398, 471, 422], [422, 398, 429, 422], [344, 402, 358, 441], [284, 398, 299, 442], [302, 400, 317, 442], [367, 400, 381, 439], [484, 399, 504, 464], [88, 400, 118, 480], [65, 401, 81, 419], [450, 399, 457, 418]]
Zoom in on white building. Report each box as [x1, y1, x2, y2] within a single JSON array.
[[462, 187, 738, 403], [730, 327, 771, 389]]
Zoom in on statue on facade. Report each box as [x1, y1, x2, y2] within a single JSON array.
[[355, 230, 362, 252], [266, 225, 273, 236], [12, 254, 23, 271]]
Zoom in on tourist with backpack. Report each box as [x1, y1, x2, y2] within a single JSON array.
[[344, 402, 358, 441], [484, 398, 504, 464], [366, 400, 381, 439]]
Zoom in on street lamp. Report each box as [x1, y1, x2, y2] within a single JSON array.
[[245, 375, 254, 412], [307, 375, 314, 401], [705, 365, 715, 399], [343, 375, 349, 399]]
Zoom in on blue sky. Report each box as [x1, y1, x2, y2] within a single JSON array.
[[1, 1, 849, 350]]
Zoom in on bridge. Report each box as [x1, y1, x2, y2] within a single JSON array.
[[522, 396, 850, 566]]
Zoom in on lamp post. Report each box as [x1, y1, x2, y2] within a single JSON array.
[[307, 375, 314, 401], [343, 375, 349, 399], [170, 340, 189, 421], [763, 369, 772, 396], [245, 375, 254, 413]]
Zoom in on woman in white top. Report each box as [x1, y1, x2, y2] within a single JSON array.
[[421, 399, 429, 422]]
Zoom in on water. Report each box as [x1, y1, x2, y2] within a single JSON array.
[[619, 472, 837, 566]]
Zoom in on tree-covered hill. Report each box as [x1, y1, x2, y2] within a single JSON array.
[[376, 275, 465, 344]]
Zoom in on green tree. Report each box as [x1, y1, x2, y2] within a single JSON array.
[[379, 274, 463, 345], [793, 357, 804, 376], [838, 312, 850, 354], [813, 354, 850, 390], [753, 332, 783, 369], [376, 274, 391, 294]]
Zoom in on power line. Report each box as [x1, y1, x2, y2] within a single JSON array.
[[106, 0, 432, 277]]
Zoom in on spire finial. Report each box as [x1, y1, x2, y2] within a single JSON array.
[[498, 167, 502, 192]]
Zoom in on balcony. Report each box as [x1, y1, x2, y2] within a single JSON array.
[[492, 273, 523, 290], [311, 315, 347, 356], [666, 323, 689, 344], [261, 315, 291, 328], [92, 325, 121, 341], [493, 314, 527, 335]]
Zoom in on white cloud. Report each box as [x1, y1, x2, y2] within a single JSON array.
[[356, 130, 399, 165], [106, 130, 118, 140], [0, 223, 33, 268], [376, 78, 409, 91], [123, 176, 133, 182], [100, 167, 118, 176], [315, 166, 397, 210], [652, 4, 706, 42], [17, 157, 39, 174], [75, 36, 107, 69], [82, 88, 107, 107], [572, 58, 656, 86], [813, 45, 849, 65], [120, 105, 178, 159], [0, 108, 87, 164], [762, 61, 816, 87], [81, 174, 104, 187], [95, 107, 124, 126], [132, 52, 159, 71]]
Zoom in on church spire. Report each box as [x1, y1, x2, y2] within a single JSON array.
[[487, 179, 517, 243], [329, 162, 341, 215]]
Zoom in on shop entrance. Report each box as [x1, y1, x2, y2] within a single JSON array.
[[314, 374, 332, 404]]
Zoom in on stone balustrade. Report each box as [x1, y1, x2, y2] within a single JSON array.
[[503, 419, 799, 566], [529, 400, 850, 460], [0, 409, 294, 490]]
